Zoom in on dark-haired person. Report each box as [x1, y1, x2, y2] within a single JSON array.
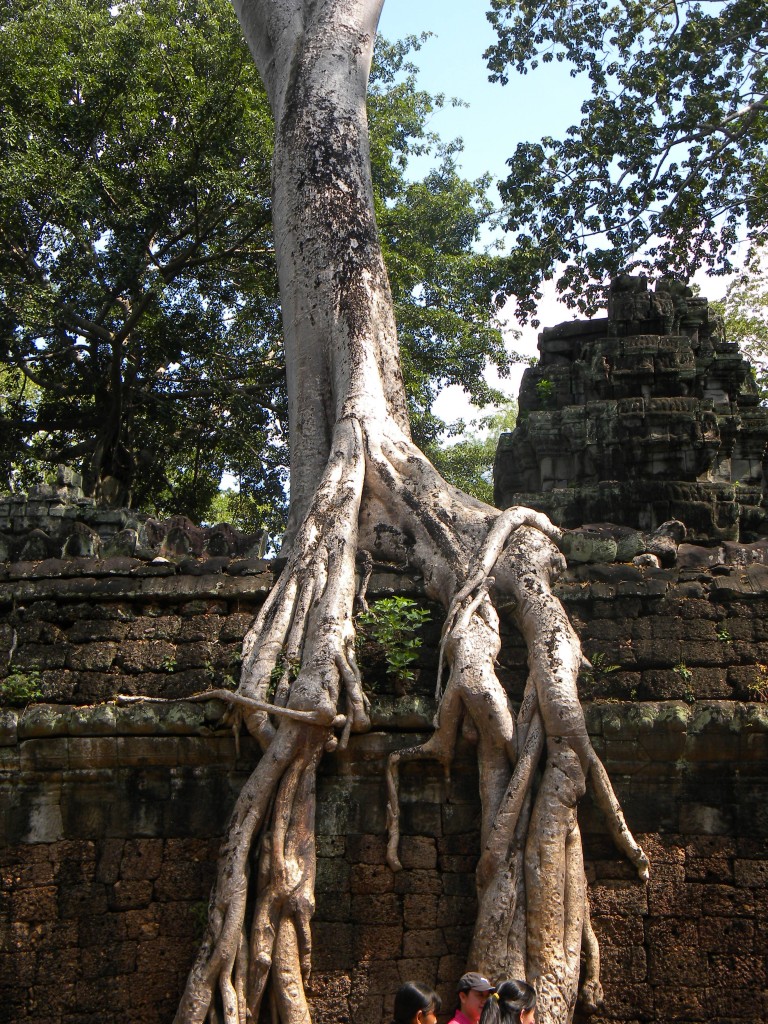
[[393, 981, 442, 1024], [479, 979, 536, 1024], [447, 972, 496, 1024]]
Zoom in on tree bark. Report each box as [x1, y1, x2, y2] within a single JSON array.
[[174, 3, 649, 1022]]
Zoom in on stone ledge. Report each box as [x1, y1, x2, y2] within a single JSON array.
[[0, 567, 422, 606], [2, 698, 766, 751]]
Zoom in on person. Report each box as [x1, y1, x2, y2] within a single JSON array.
[[392, 981, 442, 1024], [447, 972, 496, 1024], [479, 979, 536, 1024]]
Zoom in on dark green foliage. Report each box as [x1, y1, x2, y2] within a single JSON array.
[[711, 265, 768, 401], [427, 398, 517, 504], [357, 596, 431, 686], [0, 669, 43, 707], [0, 0, 284, 523], [487, 0, 768, 320], [0, 10, 514, 531]]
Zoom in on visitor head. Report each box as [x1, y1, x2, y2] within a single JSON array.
[[453, 972, 496, 1024], [479, 980, 536, 1024], [393, 981, 442, 1024]]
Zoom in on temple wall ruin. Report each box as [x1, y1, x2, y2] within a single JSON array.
[[2, 553, 767, 1024]]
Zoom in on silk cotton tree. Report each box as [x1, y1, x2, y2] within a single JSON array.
[[174, 3, 650, 1023]]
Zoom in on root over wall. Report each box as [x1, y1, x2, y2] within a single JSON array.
[[1, 557, 768, 1023]]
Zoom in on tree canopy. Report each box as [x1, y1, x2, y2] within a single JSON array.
[[0, 0, 513, 532], [712, 264, 768, 400], [0, 0, 283, 523], [488, 0, 768, 320]]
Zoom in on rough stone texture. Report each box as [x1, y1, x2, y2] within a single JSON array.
[[2, 563, 768, 1023], [0, 469, 265, 565], [494, 277, 768, 541]]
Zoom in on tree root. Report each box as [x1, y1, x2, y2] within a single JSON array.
[[385, 515, 649, 1023], [176, 416, 648, 1024], [175, 416, 367, 1023]]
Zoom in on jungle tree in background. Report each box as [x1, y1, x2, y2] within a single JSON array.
[[488, 0, 768, 321], [712, 263, 768, 401], [0, 0, 513, 527]]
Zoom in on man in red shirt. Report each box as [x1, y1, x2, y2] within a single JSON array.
[[447, 973, 495, 1024]]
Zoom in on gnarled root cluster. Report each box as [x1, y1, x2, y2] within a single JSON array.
[[386, 515, 649, 1024], [175, 416, 369, 1024], [175, 417, 648, 1024]]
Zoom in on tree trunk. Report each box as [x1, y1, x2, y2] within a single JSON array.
[[174, 3, 649, 1022]]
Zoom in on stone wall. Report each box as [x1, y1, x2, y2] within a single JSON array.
[[2, 556, 768, 1024]]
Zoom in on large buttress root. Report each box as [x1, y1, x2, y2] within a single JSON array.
[[176, 412, 647, 1024], [175, 417, 367, 1024], [386, 522, 649, 1023]]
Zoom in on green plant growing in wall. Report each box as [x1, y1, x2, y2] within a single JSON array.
[[535, 377, 555, 405], [356, 597, 431, 686], [0, 669, 43, 707], [716, 625, 732, 643], [747, 665, 768, 701], [579, 651, 621, 697], [673, 660, 692, 681], [673, 661, 696, 703], [161, 653, 177, 673]]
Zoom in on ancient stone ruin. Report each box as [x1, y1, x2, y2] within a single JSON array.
[[495, 275, 768, 541], [2, 279, 768, 1023]]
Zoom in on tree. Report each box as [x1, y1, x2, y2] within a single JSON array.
[[174, 4, 648, 1024], [429, 398, 519, 505], [0, 0, 284, 514], [0, 0, 512, 525], [486, 0, 768, 321], [712, 263, 768, 400]]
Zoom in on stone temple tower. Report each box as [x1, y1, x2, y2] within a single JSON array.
[[494, 275, 768, 542]]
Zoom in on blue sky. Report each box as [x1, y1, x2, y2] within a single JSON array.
[[377, 1, 585, 186], [376, 1, 589, 420], [376, 2, 739, 424]]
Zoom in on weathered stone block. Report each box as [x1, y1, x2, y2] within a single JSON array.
[[698, 914, 754, 954], [316, 857, 350, 895], [311, 922, 353, 970], [646, 918, 708, 984], [315, 890, 352, 922], [589, 881, 649, 918], [648, 880, 703, 917], [652, 984, 705, 1021], [393, 868, 442, 896], [108, 879, 153, 911], [398, 835, 437, 870], [707, 950, 767, 987], [56, 871, 106, 911], [116, 736, 180, 768], [153, 860, 210, 903], [112, 639, 176, 674], [66, 642, 118, 672], [18, 736, 69, 771], [733, 857, 768, 887], [351, 893, 402, 925], [119, 839, 164, 881], [350, 863, 394, 895], [402, 928, 447, 958], [402, 893, 438, 928], [345, 834, 385, 864], [80, 939, 138, 979]]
